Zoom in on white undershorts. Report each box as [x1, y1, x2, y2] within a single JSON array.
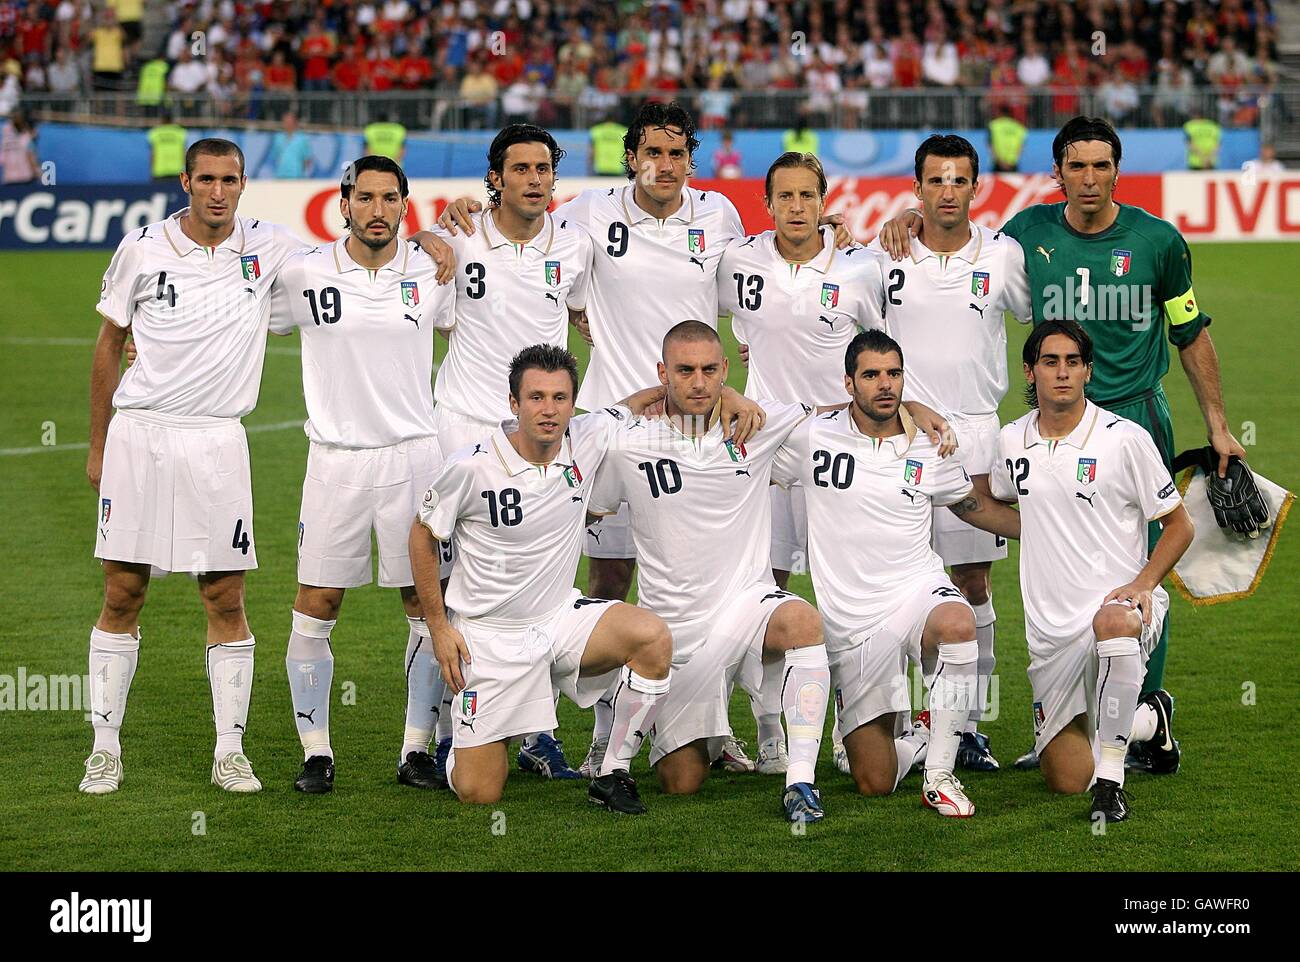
[[932, 412, 1008, 566]]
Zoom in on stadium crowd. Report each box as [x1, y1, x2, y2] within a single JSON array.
[[0, 0, 1282, 129]]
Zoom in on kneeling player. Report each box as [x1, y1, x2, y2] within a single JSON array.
[[407, 345, 764, 812], [774, 330, 1021, 816], [992, 321, 1192, 822]]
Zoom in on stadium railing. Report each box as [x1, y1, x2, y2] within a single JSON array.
[[19, 85, 1288, 135]]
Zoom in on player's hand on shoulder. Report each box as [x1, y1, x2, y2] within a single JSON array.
[[410, 231, 456, 285], [904, 400, 957, 457], [124, 333, 137, 368], [569, 308, 594, 346], [437, 197, 482, 236], [875, 209, 922, 260], [819, 213, 855, 249], [719, 386, 766, 445], [431, 621, 471, 693], [737, 342, 749, 367]]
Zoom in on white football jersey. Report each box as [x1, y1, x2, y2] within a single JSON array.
[[269, 238, 455, 449], [553, 185, 744, 410], [868, 223, 1031, 418], [418, 407, 628, 622], [721, 227, 886, 406], [97, 211, 306, 418], [589, 401, 811, 659], [434, 210, 593, 423], [991, 401, 1182, 651], [773, 408, 973, 650]]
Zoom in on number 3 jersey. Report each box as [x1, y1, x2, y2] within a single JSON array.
[[991, 401, 1182, 650], [269, 237, 455, 448], [589, 401, 810, 660], [417, 407, 629, 622], [771, 408, 974, 649]]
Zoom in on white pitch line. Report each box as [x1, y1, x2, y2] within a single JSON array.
[[0, 419, 304, 457]]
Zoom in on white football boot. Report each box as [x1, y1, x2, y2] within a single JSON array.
[[212, 752, 263, 793], [754, 736, 789, 775], [832, 739, 851, 774], [716, 735, 756, 773], [578, 737, 608, 779], [79, 751, 123, 794], [922, 769, 975, 818]]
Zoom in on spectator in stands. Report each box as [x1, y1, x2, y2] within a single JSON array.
[[956, 27, 993, 89], [552, 60, 587, 127], [111, 0, 144, 55], [922, 25, 959, 88], [697, 75, 731, 129], [712, 128, 743, 178], [1016, 38, 1050, 89], [90, 7, 125, 91], [804, 54, 840, 127], [1099, 67, 1140, 126], [300, 17, 337, 93], [460, 55, 499, 128], [1049, 38, 1087, 121], [0, 61, 19, 120], [169, 48, 208, 99], [501, 68, 544, 124], [1, 107, 39, 184], [48, 47, 80, 96], [166, 15, 193, 63], [861, 28, 894, 90], [1244, 142, 1284, 174], [270, 111, 314, 178], [1154, 56, 1195, 127]]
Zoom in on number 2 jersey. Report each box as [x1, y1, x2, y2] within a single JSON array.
[[269, 237, 455, 448], [772, 408, 973, 649], [999, 202, 1211, 404], [417, 407, 629, 622]]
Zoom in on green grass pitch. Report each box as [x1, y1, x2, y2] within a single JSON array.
[[1, 244, 1297, 872]]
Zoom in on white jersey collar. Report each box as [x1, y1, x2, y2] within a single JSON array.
[[843, 403, 918, 458], [331, 236, 409, 275], [1025, 400, 1099, 450], [162, 208, 246, 256], [620, 184, 695, 225], [490, 422, 574, 478], [909, 223, 983, 266], [479, 208, 555, 254], [767, 225, 836, 275]]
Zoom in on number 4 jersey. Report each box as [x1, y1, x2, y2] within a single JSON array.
[[269, 237, 455, 448]]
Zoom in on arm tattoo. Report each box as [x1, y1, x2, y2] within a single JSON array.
[[950, 494, 979, 516]]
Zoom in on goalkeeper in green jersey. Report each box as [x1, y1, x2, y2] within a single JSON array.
[[879, 116, 1246, 773]]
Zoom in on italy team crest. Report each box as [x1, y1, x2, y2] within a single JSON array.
[[1077, 457, 1097, 483], [1033, 701, 1046, 735], [240, 255, 261, 281], [820, 283, 840, 308], [563, 462, 583, 487], [462, 690, 478, 716], [971, 271, 990, 298], [1110, 249, 1132, 277], [904, 459, 923, 486], [725, 439, 747, 462], [400, 280, 419, 307], [100, 498, 111, 525], [544, 260, 561, 287], [687, 229, 705, 254]]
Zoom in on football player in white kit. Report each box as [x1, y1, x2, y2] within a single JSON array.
[[267, 156, 456, 794], [773, 329, 1021, 817], [721, 151, 887, 775], [991, 321, 1192, 822], [590, 321, 836, 823], [83, 139, 318, 795], [428, 124, 596, 780], [409, 346, 677, 812], [867, 134, 1032, 773]]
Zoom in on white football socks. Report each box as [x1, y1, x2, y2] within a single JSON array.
[[598, 667, 669, 776], [966, 597, 996, 732], [781, 645, 830, 787], [89, 626, 139, 756], [1095, 636, 1142, 786], [894, 727, 929, 791], [287, 610, 335, 761], [207, 637, 255, 759], [926, 639, 978, 775], [1131, 701, 1159, 743], [401, 615, 443, 761], [592, 677, 618, 746]]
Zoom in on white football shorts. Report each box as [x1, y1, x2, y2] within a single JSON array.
[[95, 408, 256, 574], [830, 572, 973, 738], [769, 483, 808, 573], [1028, 590, 1168, 755], [648, 582, 806, 766], [932, 412, 1009, 566], [584, 501, 635, 560], [432, 404, 498, 459], [448, 589, 623, 749], [297, 435, 444, 589]]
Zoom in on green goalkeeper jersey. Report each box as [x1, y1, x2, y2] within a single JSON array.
[[999, 202, 1210, 404]]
